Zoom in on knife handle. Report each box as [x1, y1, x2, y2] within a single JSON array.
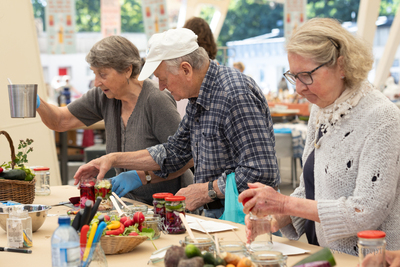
[[79, 200, 93, 232], [88, 196, 102, 223], [71, 210, 82, 231]]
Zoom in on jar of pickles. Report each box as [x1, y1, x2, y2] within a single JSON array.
[[80, 177, 96, 208], [165, 196, 186, 234], [153, 193, 173, 225]]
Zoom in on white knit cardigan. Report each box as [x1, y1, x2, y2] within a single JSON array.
[[280, 85, 400, 256]]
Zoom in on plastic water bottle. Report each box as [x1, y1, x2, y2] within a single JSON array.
[[51, 216, 80, 267]]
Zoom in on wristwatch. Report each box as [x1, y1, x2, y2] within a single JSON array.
[[208, 180, 217, 200], [145, 171, 151, 184]]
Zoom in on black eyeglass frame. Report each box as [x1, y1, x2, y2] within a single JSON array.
[[283, 61, 330, 86]]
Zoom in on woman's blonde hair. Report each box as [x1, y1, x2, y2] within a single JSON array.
[[86, 36, 142, 78], [286, 18, 373, 88]]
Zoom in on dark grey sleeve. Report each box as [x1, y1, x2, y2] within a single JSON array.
[[67, 87, 105, 126]]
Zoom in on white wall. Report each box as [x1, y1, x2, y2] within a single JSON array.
[[0, 0, 61, 185]]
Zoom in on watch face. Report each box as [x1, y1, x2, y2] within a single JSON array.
[[208, 190, 217, 199], [146, 175, 151, 182]]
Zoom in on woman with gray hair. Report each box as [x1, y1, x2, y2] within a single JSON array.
[[239, 18, 400, 255], [36, 35, 192, 205]]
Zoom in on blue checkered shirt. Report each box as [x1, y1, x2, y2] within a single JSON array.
[[148, 60, 280, 194]]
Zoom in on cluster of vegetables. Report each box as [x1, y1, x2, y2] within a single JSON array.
[[88, 211, 155, 239], [94, 180, 113, 211], [164, 245, 255, 267], [0, 166, 35, 181], [0, 138, 35, 181]]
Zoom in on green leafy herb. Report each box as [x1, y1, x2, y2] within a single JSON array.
[[1, 139, 35, 181]]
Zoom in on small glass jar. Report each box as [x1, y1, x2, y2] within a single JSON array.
[[219, 241, 248, 258], [80, 177, 96, 208], [165, 196, 186, 234], [153, 193, 173, 225], [33, 167, 50, 196], [247, 213, 273, 251], [142, 214, 162, 240], [358, 230, 386, 267], [123, 205, 148, 217], [94, 179, 112, 211], [7, 206, 33, 248], [250, 251, 287, 267], [183, 236, 215, 254]]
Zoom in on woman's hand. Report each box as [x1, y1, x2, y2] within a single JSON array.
[[238, 182, 288, 217], [74, 154, 114, 185]]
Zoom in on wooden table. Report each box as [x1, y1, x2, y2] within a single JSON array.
[[0, 186, 358, 266]]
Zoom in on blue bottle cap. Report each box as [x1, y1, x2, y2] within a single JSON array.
[[58, 216, 71, 225]]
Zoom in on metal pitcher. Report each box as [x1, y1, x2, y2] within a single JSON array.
[[8, 84, 38, 118]]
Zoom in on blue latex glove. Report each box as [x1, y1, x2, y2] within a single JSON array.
[[110, 170, 143, 198], [36, 95, 40, 109]]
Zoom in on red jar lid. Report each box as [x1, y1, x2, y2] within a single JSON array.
[[33, 167, 50, 171], [357, 230, 386, 239], [153, 193, 173, 199], [165, 196, 186, 201]]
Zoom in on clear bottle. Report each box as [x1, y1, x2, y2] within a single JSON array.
[[357, 230, 386, 267], [7, 206, 32, 248], [51, 216, 80, 267]]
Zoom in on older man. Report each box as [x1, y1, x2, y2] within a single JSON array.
[[74, 28, 280, 218]]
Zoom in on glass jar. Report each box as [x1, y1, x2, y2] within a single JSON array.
[[7, 206, 33, 248], [80, 177, 96, 208], [183, 236, 215, 254], [358, 230, 386, 267], [33, 167, 50, 196], [142, 214, 162, 240], [123, 205, 148, 217], [94, 179, 112, 211], [153, 193, 173, 225], [219, 241, 248, 258], [250, 251, 287, 267], [247, 213, 273, 251], [165, 196, 186, 234]]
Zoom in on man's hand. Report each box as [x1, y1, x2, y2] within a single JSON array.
[[74, 154, 113, 185], [175, 182, 209, 211]]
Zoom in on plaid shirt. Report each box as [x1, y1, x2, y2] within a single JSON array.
[[148, 60, 280, 194]]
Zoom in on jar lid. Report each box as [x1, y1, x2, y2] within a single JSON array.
[[153, 193, 173, 199], [165, 196, 186, 201], [357, 230, 386, 239], [33, 167, 50, 171]]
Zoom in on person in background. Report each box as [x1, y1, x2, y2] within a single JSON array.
[[183, 17, 218, 61], [233, 61, 245, 73], [74, 28, 280, 219], [36, 35, 193, 205], [278, 77, 288, 91], [239, 18, 400, 255]]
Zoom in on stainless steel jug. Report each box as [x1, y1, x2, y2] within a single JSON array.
[[8, 84, 38, 118]]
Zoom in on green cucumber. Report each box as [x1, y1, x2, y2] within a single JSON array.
[[294, 247, 336, 266], [166, 204, 183, 210], [0, 169, 27, 180]]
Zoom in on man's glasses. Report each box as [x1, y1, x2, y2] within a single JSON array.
[[283, 61, 329, 86]]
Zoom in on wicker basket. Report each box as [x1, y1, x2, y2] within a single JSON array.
[[0, 130, 36, 204], [100, 235, 147, 255]]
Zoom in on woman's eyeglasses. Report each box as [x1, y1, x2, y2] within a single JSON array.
[[283, 61, 329, 85]]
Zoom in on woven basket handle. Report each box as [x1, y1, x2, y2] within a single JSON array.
[[0, 130, 16, 169]]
